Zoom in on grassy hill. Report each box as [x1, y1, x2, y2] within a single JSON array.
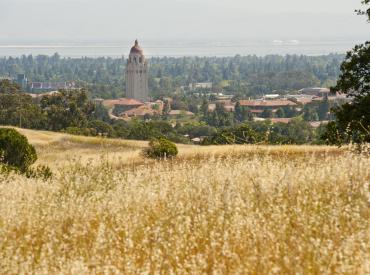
[[0, 128, 369, 274], [13, 127, 148, 168], [12, 127, 344, 167]]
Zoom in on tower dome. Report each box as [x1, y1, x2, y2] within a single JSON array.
[[130, 40, 144, 55]]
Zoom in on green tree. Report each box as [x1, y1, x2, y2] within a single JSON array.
[[261, 109, 273, 118], [234, 101, 252, 122], [356, 0, 370, 21], [163, 99, 171, 116], [285, 118, 314, 144], [303, 107, 319, 121], [0, 128, 37, 172], [276, 108, 286, 118], [0, 80, 46, 129], [89, 103, 111, 123], [205, 103, 233, 127], [0, 79, 21, 93], [234, 101, 243, 122], [200, 98, 209, 116], [202, 124, 258, 145], [326, 1, 370, 145], [317, 96, 330, 120], [144, 137, 178, 159], [40, 89, 95, 131], [88, 120, 116, 137], [176, 122, 217, 138]]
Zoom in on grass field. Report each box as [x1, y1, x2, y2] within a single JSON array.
[[0, 128, 369, 274]]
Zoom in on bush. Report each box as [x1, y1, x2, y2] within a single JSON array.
[[0, 128, 37, 172], [144, 138, 178, 159], [0, 163, 19, 175], [25, 165, 53, 181]]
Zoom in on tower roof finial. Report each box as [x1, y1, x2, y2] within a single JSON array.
[[130, 39, 144, 55]]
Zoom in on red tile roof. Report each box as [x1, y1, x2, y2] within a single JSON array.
[[122, 105, 157, 117], [168, 110, 195, 116], [295, 98, 313, 105], [216, 100, 233, 105], [270, 118, 292, 124], [223, 105, 235, 112], [103, 98, 144, 108], [239, 100, 297, 107], [208, 104, 216, 111], [250, 109, 264, 113], [299, 88, 330, 95]]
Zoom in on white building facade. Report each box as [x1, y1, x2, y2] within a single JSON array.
[[125, 40, 149, 102]]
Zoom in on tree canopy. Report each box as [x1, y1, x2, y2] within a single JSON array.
[[325, 1, 370, 146]]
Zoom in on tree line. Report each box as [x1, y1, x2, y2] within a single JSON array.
[[0, 53, 343, 99], [0, 79, 328, 145]]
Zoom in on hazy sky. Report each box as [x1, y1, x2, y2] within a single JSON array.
[[0, 0, 368, 41]]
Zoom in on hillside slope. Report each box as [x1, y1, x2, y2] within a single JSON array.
[[3, 127, 148, 167], [0, 127, 369, 273], [3, 127, 345, 168]]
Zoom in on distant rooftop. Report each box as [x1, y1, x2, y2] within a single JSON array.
[[239, 100, 297, 107], [168, 110, 195, 116], [103, 98, 144, 108]]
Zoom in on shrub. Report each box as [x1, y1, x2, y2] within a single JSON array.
[[0, 163, 18, 175], [25, 165, 53, 181], [144, 137, 178, 159], [0, 128, 37, 172]]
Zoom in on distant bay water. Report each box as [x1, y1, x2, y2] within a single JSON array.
[[0, 38, 365, 58]]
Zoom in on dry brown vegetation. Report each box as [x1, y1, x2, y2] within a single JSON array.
[[0, 128, 369, 274]]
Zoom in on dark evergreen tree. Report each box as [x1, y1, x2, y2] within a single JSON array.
[[317, 96, 330, 120], [234, 101, 243, 122], [261, 109, 273, 118], [276, 108, 286, 118], [0, 128, 37, 172], [325, 1, 370, 145]]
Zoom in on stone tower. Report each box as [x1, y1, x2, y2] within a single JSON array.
[[125, 40, 149, 102]]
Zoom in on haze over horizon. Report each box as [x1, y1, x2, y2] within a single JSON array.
[[0, 0, 368, 43]]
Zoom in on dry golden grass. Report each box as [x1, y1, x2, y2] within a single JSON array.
[[0, 128, 369, 274], [9, 127, 148, 168]]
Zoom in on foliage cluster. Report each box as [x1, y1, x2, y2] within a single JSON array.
[[302, 97, 332, 121], [0, 80, 331, 145], [0, 54, 344, 99], [0, 128, 52, 180], [323, 1, 370, 147], [326, 43, 370, 146], [143, 137, 178, 159], [143, 54, 342, 98], [0, 80, 110, 134], [203, 119, 316, 145], [0, 80, 46, 129], [0, 128, 37, 172]]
